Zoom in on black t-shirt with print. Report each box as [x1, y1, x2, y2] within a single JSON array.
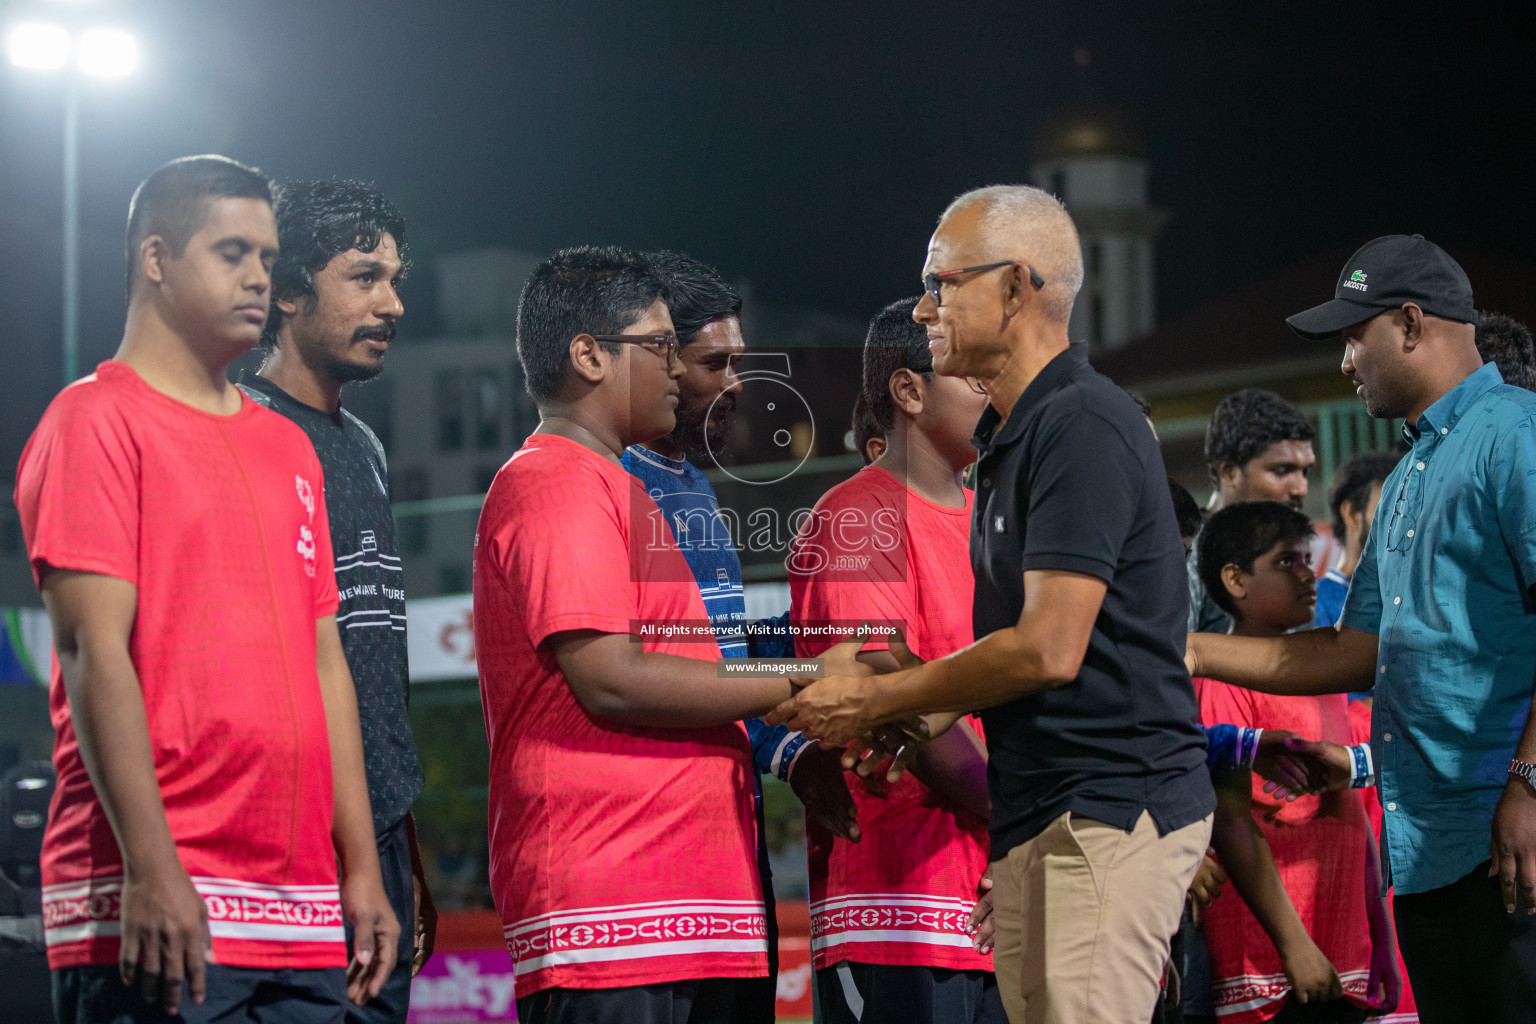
[[241, 375, 423, 833]]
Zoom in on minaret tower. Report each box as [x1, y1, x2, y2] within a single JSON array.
[[1030, 56, 1167, 351]]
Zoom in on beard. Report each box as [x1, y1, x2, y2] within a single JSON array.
[[669, 393, 736, 466], [325, 322, 395, 385], [327, 354, 384, 385]]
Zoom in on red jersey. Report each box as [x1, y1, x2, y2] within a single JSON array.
[[1195, 678, 1373, 1023], [473, 434, 766, 999], [15, 361, 344, 971], [789, 465, 991, 972], [1347, 701, 1419, 1024]]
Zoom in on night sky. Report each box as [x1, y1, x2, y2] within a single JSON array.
[[2, 0, 1533, 470]]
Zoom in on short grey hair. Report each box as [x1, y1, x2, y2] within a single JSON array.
[[940, 185, 1084, 324]]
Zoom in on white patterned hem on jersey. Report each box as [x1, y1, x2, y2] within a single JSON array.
[[505, 898, 768, 977], [42, 875, 345, 946], [809, 893, 978, 953], [1213, 967, 1371, 1016]]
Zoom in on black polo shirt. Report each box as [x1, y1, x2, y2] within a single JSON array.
[[971, 343, 1213, 857]]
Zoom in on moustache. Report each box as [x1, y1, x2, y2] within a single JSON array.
[[352, 322, 396, 343]]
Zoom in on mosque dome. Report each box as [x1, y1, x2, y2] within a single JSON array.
[[1032, 105, 1145, 161]]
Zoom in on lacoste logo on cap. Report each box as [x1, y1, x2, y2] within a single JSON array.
[[1343, 269, 1369, 293]]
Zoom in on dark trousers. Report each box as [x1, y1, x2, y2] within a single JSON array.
[[53, 963, 347, 1024], [516, 977, 756, 1024], [733, 825, 779, 1024], [1393, 859, 1536, 1024], [1265, 995, 1368, 1024], [344, 816, 416, 1024], [0, 939, 52, 1021], [813, 961, 1007, 1024]]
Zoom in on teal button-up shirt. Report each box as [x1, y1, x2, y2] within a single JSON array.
[[1342, 362, 1536, 895]]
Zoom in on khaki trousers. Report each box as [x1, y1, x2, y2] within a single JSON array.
[[990, 809, 1212, 1024]]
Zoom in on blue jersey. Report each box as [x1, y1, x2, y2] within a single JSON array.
[[622, 446, 804, 779], [1313, 568, 1349, 629]]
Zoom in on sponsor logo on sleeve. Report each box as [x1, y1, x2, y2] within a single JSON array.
[[296, 476, 318, 577]]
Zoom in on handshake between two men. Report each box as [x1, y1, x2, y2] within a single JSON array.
[[765, 625, 1362, 954]]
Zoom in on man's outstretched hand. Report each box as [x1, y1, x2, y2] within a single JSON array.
[[770, 628, 923, 747], [766, 673, 879, 747], [1253, 732, 1352, 800]]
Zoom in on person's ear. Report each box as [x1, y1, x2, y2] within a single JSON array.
[[1340, 498, 1363, 539], [568, 334, 607, 386], [1000, 263, 1028, 319], [139, 235, 170, 286], [274, 294, 300, 318], [1220, 563, 1248, 603], [889, 369, 924, 417], [1215, 461, 1243, 495], [1400, 303, 1425, 351]]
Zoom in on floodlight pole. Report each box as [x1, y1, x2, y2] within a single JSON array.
[[62, 70, 79, 384]]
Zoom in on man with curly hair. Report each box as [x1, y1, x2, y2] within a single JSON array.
[[1189, 389, 1317, 632], [242, 179, 430, 1024], [1475, 311, 1536, 392]]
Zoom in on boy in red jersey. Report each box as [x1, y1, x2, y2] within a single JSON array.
[[475, 246, 865, 1024], [15, 156, 397, 1024], [790, 298, 1003, 1023], [1193, 502, 1399, 1024]]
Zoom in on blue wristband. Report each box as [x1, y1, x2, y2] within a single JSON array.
[[773, 732, 811, 782], [1349, 742, 1374, 788], [1238, 727, 1263, 767]]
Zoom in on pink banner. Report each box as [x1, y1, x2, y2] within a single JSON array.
[[408, 950, 518, 1023]]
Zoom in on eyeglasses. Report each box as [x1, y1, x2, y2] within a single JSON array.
[[964, 377, 987, 395], [591, 332, 679, 370], [923, 261, 1045, 307]]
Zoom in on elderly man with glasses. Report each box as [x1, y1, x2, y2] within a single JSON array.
[[769, 185, 1214, 1024]]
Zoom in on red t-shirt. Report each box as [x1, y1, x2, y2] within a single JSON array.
[[1195, 678, 1373, 1023], [473, 434, 766, 999], [790, 465, 991, 973], [1347, 701, 1419, 1024], [15, 361, 343, 971]]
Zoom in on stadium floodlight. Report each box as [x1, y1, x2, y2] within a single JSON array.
[[77, 28, 134, 77], [8, 23, 70, 70], [8, 21, 140, 382]]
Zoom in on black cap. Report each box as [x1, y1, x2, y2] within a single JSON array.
[[1286, 234, 1476, 339]]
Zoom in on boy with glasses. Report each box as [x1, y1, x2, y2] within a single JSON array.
[[620, 250, 858, 1023], [474, 245, 866, 1024]]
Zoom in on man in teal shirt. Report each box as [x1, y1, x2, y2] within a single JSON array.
[[1187, 234, 1536, 1023]]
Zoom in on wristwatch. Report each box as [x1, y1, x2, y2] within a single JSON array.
[[1509, 758, 1536, 790]]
